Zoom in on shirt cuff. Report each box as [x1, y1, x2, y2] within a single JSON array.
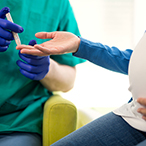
[[72, 37, 88, 59]]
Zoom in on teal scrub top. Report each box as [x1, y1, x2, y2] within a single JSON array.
[[0, 0, 85, 135]]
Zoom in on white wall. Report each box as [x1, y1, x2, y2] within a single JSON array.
[[62, 0, 145, 108], [134, 0, 146, 45]]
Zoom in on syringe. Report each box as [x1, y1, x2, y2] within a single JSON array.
[[6, 12, 21, 46]]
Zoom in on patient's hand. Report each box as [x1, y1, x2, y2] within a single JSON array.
[[137, 97, 146, 120], [16, 31, 81, 56]]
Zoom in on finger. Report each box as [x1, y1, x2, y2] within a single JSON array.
[[16, 44, 34, 50], [137, 108, 146, 116], [20, 52, 42, 59], [137, 97, 146, 106], [16, 60, 44, 73], [16, 44, 46, 56], [0, 46, 8, 52], [142, 116, 146, 121], [35, 32, 55, 39], [0, 37, 11, 46], [19, 49, 43, 59], [0, 27, 14, 40], [34, 45, 58, 55], [19, 51, 48, 65], [17, 44, 48, 56], [20, 49, 47, 56], [28, 39, 37, 46], [0, 19, 23, 33], [0, 7, 10, 18], [19, 68, 47, 80], [19, 68, 36, 80]]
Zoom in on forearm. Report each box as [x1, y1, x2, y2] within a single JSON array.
[[73, 37, 133, 75], [40, 58, 76, 92]]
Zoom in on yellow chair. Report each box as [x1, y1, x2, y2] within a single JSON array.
[[76, 108, 102, 129], [43, 94, 77, 146]]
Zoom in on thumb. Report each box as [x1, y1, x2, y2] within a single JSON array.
[[35, 32, 55, 39], [28, 39, 37, 46], [0, 7, 10, 19]]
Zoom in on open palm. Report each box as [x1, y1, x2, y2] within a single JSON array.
[[16, 31, 80, 56]]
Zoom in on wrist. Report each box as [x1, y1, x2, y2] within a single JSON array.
[[73, 36, 81, 53]]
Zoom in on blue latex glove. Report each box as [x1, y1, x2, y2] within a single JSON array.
[[16, 40, 50, 80], [0, 7, 23, 52]]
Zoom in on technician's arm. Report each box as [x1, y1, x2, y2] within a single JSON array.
[[17, 39, 76, 92], [40, 59, 76, 92]]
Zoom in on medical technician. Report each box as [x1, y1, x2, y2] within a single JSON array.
[[18, 31, 146, 146], [0, 0, 85, 146]]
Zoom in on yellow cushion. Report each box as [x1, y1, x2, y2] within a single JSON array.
[[43, 94, 77, 146]]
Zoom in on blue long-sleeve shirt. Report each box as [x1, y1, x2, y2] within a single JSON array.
[[73, 36, 146, 132], [73, 37, 133, 75]]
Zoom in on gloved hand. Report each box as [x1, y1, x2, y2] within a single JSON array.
[[0, 7, 23, 52], [16, 40, 50, 80]]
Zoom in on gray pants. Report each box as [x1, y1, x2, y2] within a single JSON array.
[[0, 132, 42, 146]]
